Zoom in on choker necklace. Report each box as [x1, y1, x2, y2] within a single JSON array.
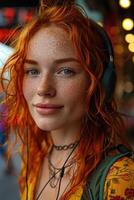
[[53, 140, 79, 151]]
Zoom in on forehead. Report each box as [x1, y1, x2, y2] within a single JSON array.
[[26, 25, 77, 59]]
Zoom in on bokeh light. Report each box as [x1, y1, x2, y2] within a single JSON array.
[[122, 18, 134, 31], [124, 81, 134, 93], [128, 43, 134, 52], [125, 33, 134, 43], [119, 0, 131, 8]]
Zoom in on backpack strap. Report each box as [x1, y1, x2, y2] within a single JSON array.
[[81, 144, 132, 200]]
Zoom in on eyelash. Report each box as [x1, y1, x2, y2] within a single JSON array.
[[56, 67, 76, 76], [24, 67, 76, 77], [24, 69, 40, 76]]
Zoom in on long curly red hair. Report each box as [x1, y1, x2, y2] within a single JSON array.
[[1, 2, 127, 199]]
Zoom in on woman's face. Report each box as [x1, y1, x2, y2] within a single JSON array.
[[23, 25, 89, 132]]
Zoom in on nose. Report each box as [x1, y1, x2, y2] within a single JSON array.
[[37, 73, 56, 97]]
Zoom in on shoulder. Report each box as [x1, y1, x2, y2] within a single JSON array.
[[104, 156, 134, 200]]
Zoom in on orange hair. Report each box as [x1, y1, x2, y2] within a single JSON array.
[[1, 2, 127, 199]]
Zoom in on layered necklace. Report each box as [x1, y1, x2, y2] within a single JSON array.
[[48, 140, 79, 188]]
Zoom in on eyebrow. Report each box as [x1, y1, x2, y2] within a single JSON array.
[[24, 59, 38, 65], [24, 57, 80, 65]]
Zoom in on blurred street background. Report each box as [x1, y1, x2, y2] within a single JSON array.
[[0, 151, 20, 199], [0, 0, 134, 199]]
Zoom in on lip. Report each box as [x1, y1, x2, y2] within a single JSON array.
[[33, 103, 64, 108], [33, 103, 64, 115]]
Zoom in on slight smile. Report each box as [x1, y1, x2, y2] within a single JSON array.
[[33, 103, 64, 115]]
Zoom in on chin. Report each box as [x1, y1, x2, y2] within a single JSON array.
[[34, 119, 61, 132], [34, 121, 51, 131]]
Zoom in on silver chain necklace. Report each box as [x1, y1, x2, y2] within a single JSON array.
[[48, 143, 78, 188]]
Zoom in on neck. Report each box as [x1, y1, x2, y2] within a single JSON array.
[[50, 122, 83, 146], [48, 139, 79, 169]]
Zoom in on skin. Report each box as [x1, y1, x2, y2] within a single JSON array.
[[23, 24, 90, 146], [22, 25, 90, 199]]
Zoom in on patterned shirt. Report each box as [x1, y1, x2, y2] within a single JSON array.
[[20, 157, 134, 200]]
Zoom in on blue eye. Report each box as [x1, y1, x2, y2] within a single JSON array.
[[24, 69, 40, 76], [57, 68, 76, 76]]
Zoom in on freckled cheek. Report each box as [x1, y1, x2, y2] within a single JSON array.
[[60, 81, 88, 105], [22, 80, 36, 103]]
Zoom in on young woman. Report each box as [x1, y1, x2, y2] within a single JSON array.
[[1, 0, 134, 199]]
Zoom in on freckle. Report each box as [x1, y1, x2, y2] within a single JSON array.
[[40, 28, 73, 54]]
